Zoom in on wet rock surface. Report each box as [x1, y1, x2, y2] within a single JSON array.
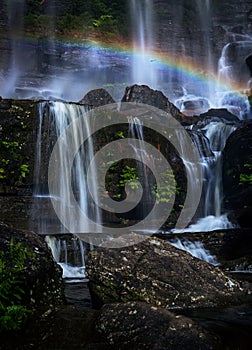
[[1, 227, 252, 349], [0, 222, 65, 311], [222, 121, 252, 227], [0, 301, 222, 350], [79, 88, 115, 107], [0, 99, 38, 194], [199, 108, 240, 124], [121, 84, 199, 126], [0, 306, 103, 350], [86, 235, 251, 309], [95, 301, 222, 350], [157, 228, 252, 271]]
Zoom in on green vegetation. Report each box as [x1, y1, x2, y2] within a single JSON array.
[[119, 165, 139, 191], [239, 164, 252, 186], [152, 169, 176, 204], [24, 0, 129, 38], [0, 240, 34, 333], [0, 141, 29, 185], [104, 159, 177, 204], [103, 160, 139, 201]]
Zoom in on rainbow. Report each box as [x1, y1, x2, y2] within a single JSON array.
[[13, 35, 249, 105], [70, 37, 247, 94]]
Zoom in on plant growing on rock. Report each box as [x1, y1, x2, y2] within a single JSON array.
[[0, 141, 29, 187], [152, 169, 177, 204], [0, 240, 34, 333]]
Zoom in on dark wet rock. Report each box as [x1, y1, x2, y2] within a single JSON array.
[[183, 304, 252, 350], [0, 305, 104, 350], [86, 235, 250, 309], [0, 99, 38, 194], [121, 84, 199, 126], [222, 121, 252, 227], [0, 222, 65, 312], [199, 108, 240, 124], [0, 301, 221, 350], [158, 228, 252, 272], [79, 88, 115, 107], [96, 301, 221, 350], [121, 84, 179, 113]]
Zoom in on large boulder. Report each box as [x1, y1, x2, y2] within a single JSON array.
[[86, 235, 250, 309], [0, 305, 104, 350], [0, 302, 222, 349], [79, 88, 115, 107], [95, 301, 221, 349], [121, 84, 199, 126], [0, 222, 65, 312], [222, 121, 252, 227]]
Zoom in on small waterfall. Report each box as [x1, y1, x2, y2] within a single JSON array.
[[217, 40, 252, 119], [169, 238, 219, 266], [31, 101, 101, 234], [175, 128, 203, 227], [50, 101, 101, 233], [195, 0, 214, 98], [3, 0, 25, 97], [174, 122, 236, 233], [45, 235, 87, 281], [128, 116, 155, 217], [218, 43, 232, 85], [130, 0, 157, 88], [204, 121, 236, 217]]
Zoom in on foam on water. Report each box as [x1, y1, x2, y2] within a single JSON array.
[[172, 214, 236, 233], [169, 238, 219, 266]]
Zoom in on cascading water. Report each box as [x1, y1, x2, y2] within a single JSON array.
[[3, 0, 25, 97], [128, 116, 155, 217], [217, 35, 252, 119], [32, 101, 101, 235], [45, 235, 87, 281], [32, 101, 100, 278], [204, 122, 236, 217], [130, 0, 157, 88], [174, 121, 237, 233], [195, 0, 214, 98], [169, 238, 219, 266], [0, 0, 251, 116]]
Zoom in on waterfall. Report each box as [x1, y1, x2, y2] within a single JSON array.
[[195, 0, 214, 97], [128, 116, 155, 217], [3, 0, 25, 97], [204, 121, 236, 217], [174, 122, 237, 233], [130, 0, 157, 88], [31, 101, 101, 235], [49, 101, 101, 233], [45, 235, 87, 281], [218, 43, 232, 85], [169, 238, 219, 266], [217, 40, 252, 119]]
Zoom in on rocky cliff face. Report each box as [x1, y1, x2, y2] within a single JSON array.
[[152, 0, 252, 72], [222, 121, 252, 227]]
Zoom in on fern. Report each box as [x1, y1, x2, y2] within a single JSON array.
[[0, 239, 34, 333]]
